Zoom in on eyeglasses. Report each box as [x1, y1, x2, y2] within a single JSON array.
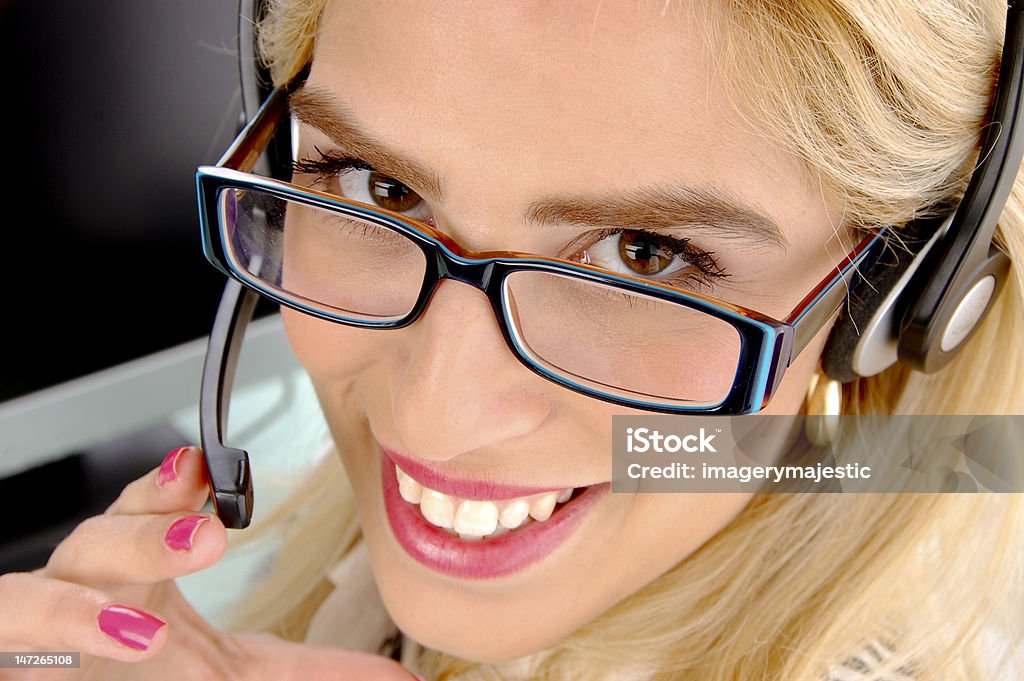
[[197, 87, 886, 416], [195, 86, 885, 528]]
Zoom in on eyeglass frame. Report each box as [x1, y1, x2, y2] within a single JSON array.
[[195, 85, 885, 527]]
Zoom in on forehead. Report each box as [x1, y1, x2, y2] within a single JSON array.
[[308, 0, 823, 234]]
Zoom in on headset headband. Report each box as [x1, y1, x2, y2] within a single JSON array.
[[892, 1, 1022, 372]]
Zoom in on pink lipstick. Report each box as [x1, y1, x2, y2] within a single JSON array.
[[379, 449, 608, 579], [382, 446, 566, 501]]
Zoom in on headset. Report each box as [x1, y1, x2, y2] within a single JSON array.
[[198, 0, 1024, 528], [823, 1, 1022, 380]]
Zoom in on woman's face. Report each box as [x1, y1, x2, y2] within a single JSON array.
[[282, 0, 846, 662]]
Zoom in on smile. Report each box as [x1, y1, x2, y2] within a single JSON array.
[[395, 464, 577, 539], [379, 446, 609, 579]]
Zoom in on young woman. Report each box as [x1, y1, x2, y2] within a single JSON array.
[[2, 2, 1021, 680]]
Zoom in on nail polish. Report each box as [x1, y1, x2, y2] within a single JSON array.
[[165, 515, 208, 551], [156, 447, 188, 487], [97, 605, 166, 651]]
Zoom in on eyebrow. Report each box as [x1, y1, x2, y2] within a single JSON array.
[[525, 188, 788, 250], [289, 85, 787, 250], [289, 85, 444, 199]]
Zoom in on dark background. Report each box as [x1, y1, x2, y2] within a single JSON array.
[[0, 0, 254, 571], [0, 0, 244, 403]]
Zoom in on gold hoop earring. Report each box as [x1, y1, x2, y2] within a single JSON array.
[[805, 373, 842, 446]]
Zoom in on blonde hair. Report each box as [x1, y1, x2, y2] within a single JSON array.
[[231, 1, 1024, 679]]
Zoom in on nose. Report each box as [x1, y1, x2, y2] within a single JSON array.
[[388, 279, 552, 461]]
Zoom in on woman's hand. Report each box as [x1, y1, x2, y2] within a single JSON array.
[[0, 446, 418, 681]]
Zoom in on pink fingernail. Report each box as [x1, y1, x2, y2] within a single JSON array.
[[98, 605, 165, 651], [156, 447, 188, 487], [165, 515, 208, 551]]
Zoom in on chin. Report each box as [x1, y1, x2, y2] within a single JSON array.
[[381, 590, 571, 664]]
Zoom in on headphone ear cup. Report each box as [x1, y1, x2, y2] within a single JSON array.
[[820, 219, 941, 382], [896, 246, 1010, 371], [820, 245, 909, 382]]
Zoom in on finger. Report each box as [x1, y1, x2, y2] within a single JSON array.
[[106, 446, 210, 516], [0, 571, 168, 662], [44, 512, 226, 588]]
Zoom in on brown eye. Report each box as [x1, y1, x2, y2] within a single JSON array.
[[369, 172, 423, 213], [618, 230, 676, 275]]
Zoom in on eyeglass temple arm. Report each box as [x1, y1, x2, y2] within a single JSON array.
[[216, 86, 289, 170], [784, 232, 889, 363], [198, 87, 288, 529]]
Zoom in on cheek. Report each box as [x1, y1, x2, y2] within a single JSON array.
[[619, 492, 753, 575], [281, 308, 389, 383]]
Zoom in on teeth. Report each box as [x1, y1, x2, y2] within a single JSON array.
[[529, 493, 558, 522], [394, 466, 577, 539], [419, 489, 455, 529], [499, 499, 531, 529], [453, 500, 499, 537], [396, 466, 423, 504]]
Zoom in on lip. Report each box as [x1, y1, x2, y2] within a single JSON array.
[[380, 451, 608, 579], [381, 445, 569, 501]]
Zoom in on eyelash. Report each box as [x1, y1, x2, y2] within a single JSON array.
[[292, 149, 730, 291], [293, 147, 375, 186], [569, 228, 728, 291]]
